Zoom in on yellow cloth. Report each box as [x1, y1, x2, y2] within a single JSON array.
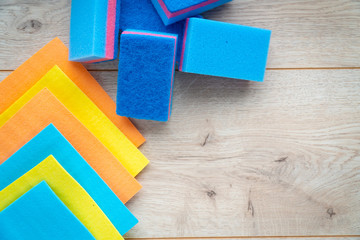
[[0, 66, 148, 176], [0, 156, 123, 240]]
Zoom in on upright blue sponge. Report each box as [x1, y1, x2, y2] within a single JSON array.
[[69, 0, 108, 62], [117, 30, 177, 121], [120, 0, 187, 64], [180, 18, 271, 82], [0, 181, 95, 240], [0, 124, 138, 235]]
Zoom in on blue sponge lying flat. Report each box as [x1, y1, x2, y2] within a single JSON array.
[[120, 0, 189, 64], [117, 30, 177, 121], [0, 181, 95, 240], [179, 18, 271, 82], [151, 0, 232, 25], [0, 123, 138, 235], [69, 0, 120, 63]]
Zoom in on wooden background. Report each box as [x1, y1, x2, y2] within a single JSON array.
[[0, 0, 359, 239]]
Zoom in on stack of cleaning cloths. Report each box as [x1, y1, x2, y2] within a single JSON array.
[[0, 38, 149, 239], [70, 0, 272, 122], [0, 0, 272, 239]]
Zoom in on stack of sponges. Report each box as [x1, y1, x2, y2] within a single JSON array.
[[70, 0, 271, 122], [0, 38, 149, 239]]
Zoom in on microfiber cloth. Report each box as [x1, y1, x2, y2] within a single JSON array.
[[0, 37, 145, 147], [69, 0, 110, 62], [0, 66, 149, 177], [151, 0, 232, 25], [120, 0, 190, 64], [0, 181, 95, 240], [0, 89, 141, 204], [179, 18, 271, 81], [0, 124, 138, 235], [0, 156, 123, 240], [117, 30, 177, 121]]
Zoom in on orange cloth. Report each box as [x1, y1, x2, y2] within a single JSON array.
[[0, 89, 141, 203], [0, 37, 145, 147], [1, 66, 149, 176]]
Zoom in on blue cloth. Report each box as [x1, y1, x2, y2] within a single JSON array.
[[0, 124, 138, 235], [180, 18, 271, 82], [0, 181, 95, 240], [117, 30, 177, 121]]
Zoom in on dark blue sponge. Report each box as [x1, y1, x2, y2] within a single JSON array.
[[116, 30, 177, 122], [119, 0, 186, 64]]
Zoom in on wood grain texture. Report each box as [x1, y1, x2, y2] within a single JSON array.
[[0, 0, 359, 70], [1, 69, 359, 238], [0, 69, 359, 238], [1, 0, 360, 238], [79, 70, 360, 238]]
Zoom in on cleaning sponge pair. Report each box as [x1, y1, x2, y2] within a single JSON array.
[[116, 16, 271, 122]]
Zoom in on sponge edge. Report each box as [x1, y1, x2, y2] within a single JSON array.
[[70, 0, 120, 63], [117, 30, 177, 121], [85, 0, 121, 63], [119, 0, 189, 65], [151, 0, 232, 25], [69, 0, 108, 62], [180, 18, 271, 82]]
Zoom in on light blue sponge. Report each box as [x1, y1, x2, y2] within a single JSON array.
[[151, 0, 232, 25], [180, 18, 271, 82], [69, 0, 108, 62], [0, 124, 138, 235], [0, 181, 95, 240]]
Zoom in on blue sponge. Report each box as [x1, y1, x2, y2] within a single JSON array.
[[69, 0, 108, 62], [151, 0, 232, 25], [180, 18, 271, 81], [113, 0, 121, 58], [70, 0, 121, 63], [120, 0, 188, 64], [116, 30, 177, 121], [0, 124, 138, 235], [0, 181, 95, 240]]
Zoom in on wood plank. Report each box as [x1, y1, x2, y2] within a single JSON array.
[[0, 0, 359, 70], [1, 69, 359, 237], [83, 69, 360, 238], [129, 238, 360, 240]]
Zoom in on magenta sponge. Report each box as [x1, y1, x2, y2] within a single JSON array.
[[116, 30, 177, 121]]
